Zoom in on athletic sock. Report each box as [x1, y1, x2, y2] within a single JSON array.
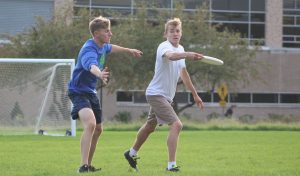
[[129, 148, 137, 157], [168, 161, 176, 170]]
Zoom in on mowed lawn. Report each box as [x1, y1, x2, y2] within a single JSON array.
[[0, 131, 300, 176]]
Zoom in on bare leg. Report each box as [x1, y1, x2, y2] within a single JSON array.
[[79, 108, 96, 165], [88, 123, 102, 165], [167, 120, 183, 162], [132, 119, 157, 151]]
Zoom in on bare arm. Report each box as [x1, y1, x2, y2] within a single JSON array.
[[111, 44, 143, 58], [163, 51, 203, 61], [180, 67, 204, 110], [90, 65, 110, 85]]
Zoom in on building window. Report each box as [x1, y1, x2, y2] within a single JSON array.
[[283, 0, 300, 48], [174, 92, 189, 103], [211, 0, 265, 45], [213, 93, 228, 102], [183, 0, 205, 9], [194, 92, 212, 103], [214, 23, 249, 38], [74, 0, 265, 46], [116, 91, 132, 102], [74, 0, 132, 7], [251, 13, 265, 22], [251, 24, 265, 38], [212, 12, 249, 21], [212, 0, 249, 11], [280, 93, 300, 103], [230, 93, 251, 103], [146, 0, 172, 8], [283, 16, 295, 25], [283, 0, 298, 9], [116, 91, 300, 105], [251, 0, 265, 11], [133, 91, 147, 103], [253, 93, 278, 103]]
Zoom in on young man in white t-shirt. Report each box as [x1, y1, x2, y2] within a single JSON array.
[[124, 18, 204, 172]]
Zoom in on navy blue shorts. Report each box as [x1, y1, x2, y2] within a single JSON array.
[[68, 91, 102, 124]]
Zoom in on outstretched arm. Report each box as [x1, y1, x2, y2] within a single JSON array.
[[111, 44, 143, 58], [180, 68, 204, 110], [163, 51, 203, 61]]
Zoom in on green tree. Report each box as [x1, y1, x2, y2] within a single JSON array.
[[106, 3, 164, 91]]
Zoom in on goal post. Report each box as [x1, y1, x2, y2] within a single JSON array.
[[0, 58, 76, 136]]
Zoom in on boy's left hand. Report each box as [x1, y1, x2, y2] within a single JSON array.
[[194, 95, 204, 111], [130, 49, 143, 58]]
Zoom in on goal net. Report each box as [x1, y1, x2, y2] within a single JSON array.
[[0, 58, 76, 136]]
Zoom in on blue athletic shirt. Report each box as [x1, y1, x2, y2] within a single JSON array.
[[68, 39, 112, 94]]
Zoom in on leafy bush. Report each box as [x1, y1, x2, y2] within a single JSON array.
[[139, 111, 148, 120], [207, 112, 221, 121], [113, 111, 132, 123], [268, 113, 285, 122], [267, 113, 299, 123], [181, 112, 192, 120], [238, 114, 254, 123]]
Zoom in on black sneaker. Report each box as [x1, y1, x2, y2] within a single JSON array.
[[88, 165, 101, 172], [166, 165, 180, 172], [124, 150, 140, 170], [78, 164, 89, 173]]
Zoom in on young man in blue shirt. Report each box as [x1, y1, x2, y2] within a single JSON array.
[[68, 16, 143, 173]]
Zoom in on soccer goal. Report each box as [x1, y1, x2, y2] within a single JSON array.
[[0, 58, 76, 136]]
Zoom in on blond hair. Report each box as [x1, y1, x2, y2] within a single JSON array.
[[164, 18, 182, 34], [89, 16, 111, 36]]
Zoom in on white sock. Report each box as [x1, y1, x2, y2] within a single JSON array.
[[168, 161, 176, 170], [129, 148, 137, 157]]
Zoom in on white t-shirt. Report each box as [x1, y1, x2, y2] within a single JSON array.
[[146, 40, 186, 102]]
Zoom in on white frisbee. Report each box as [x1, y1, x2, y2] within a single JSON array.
[[201, 56, 224, 65]]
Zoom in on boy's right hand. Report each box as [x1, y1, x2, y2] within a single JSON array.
[[187, 52, 203, 61], [100, 67, 110, 85]]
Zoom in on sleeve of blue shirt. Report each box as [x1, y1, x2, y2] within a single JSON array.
[[105, 43, 112, 54], [81, 44, 112, 71], [81, 51, 98, 71]]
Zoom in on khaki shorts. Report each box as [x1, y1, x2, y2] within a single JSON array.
[[146, 95, 179, 125]]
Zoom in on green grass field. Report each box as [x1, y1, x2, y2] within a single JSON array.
[[1, 131, 300, 176]]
